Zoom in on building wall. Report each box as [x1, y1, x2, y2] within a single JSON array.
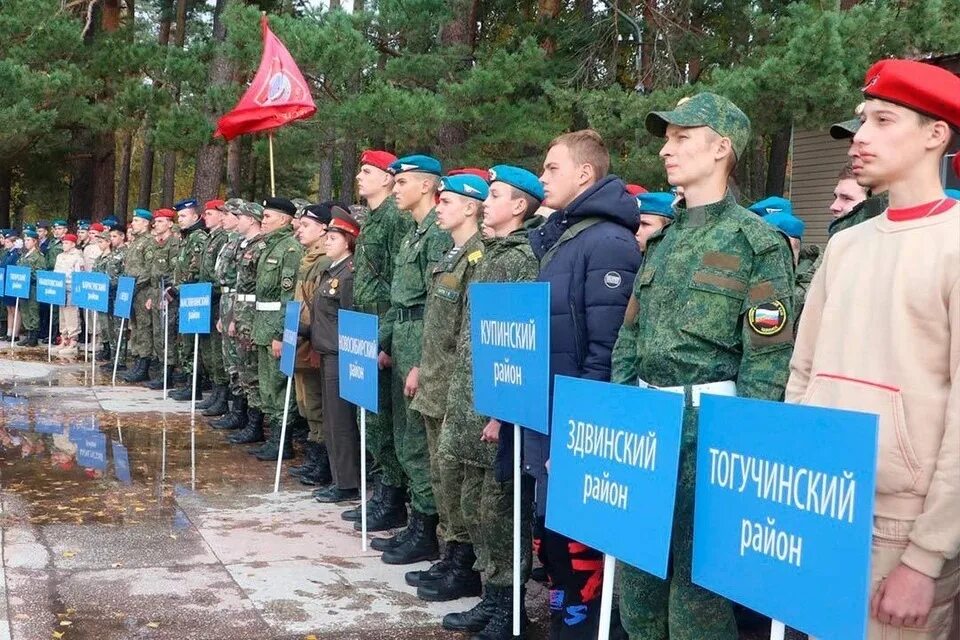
[[789, 129, 851, 247]]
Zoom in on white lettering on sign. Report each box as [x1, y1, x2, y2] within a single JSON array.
[[119, 292, 130, 302], [43, 288, 55, 297], [181, 296, 209, 308], [708, 448, 857, 524], [38, 276, 61, 288], [187, 311, 200, 321], [81, 280, 107, 292], [349, 363, 364, 380], [339, 335, 377, 359], [479, 319, 536, 351], [88, 293, 100, 301], [583, 471, 629, 509], [740, 517, 803, 567], [493, 359, 522, 387], [282, 328, 297, 345], [10, 273, 26, 282], [567, 420, 658, 470]]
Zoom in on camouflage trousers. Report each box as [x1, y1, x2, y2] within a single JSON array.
[[199, 298, 226, 385], [236, 340, 259, 409], [178, 322, 197, 376], [429, 417, 468, 544], [619, 410, 737, 640], [391, 319, 435, 515], [459, 462, 533, 588], [220, 297, 242, 396], [128, 289, 153, 359], [257, 344, 295, 434], [295, 365, 323, 443], [20, 297, 39, 332], [363, 364, 403, 488]]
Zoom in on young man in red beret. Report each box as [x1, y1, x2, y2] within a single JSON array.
[[788, 59, 960, 640]]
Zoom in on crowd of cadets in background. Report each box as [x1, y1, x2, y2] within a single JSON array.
[[0, 56, 957, 640]]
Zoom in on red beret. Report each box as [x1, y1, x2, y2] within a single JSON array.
[[154, 208, 176, 219], [863, 59, 960, 130], [625, 184, 649, 197], [204, 199, 225, 211], [89, 223, 105, 233], [62, 233, 77, 244], [448, 167, 492, 182], [360, 150, 397, 172]]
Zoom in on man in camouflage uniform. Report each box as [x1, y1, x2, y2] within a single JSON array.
[[247, 197, 303, 462], [15, 229, 46, 346], [439, 166, 543, 640], [210, 199, 246, 431], [407, 173, 488, 602], [196, 200, 232, 416], [371, 155, 452, 566], [341, 149, 412, 531], [611, 93, 795, 640], [121, 210, 157, 382], [92, 228, 118, 361], [99, 225, 128, 371], [170, 199, 209, 401], [144, 209, 180, 390], [227, 202, 268, 445]]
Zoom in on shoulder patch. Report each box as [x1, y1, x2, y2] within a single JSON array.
[[603, 271, 623, 289], [747, 300, 787, 336]]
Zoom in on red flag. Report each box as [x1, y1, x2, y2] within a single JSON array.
[[214, 15, 316, 140]]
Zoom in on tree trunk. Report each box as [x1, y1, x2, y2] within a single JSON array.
[[161, 152, 177, 207], [764, 126, 792, 198], [102, 0, 121, 31], [538, 0, 560, 55], [136, 0, 173, 211], [339, 140, 357, 203], [191, 0, 233, 202], [436, 0, 478, 161], [247, 151, 258, 202], [116, 131, 133, 216], [0, 164, 11, 229], [318, 139, 334, 201], [69, 151, 95, 223], [640, 0, 656, 91], [226, 137, 242, 197], [91, 132, 116, 219]]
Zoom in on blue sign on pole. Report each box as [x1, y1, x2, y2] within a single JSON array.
[[692, 395, 878, 640], [178, 283, 212, 334], [112, 440, 132, 484], [5, 265, 31, 299], [0, 267, 5, 296], [545, 375, 685, 577], [76, 430, 107, 470], [279, 301, 302, 378], [469, 282, 551, 434], [35, 271, 66, 306], [34, 414, 64, 435], [337, 310, 379, 413], [72, 271, 110, 312], [114, 276, 135, 319]]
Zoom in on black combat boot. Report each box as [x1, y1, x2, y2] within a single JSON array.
[[201, 386, 229, 416], [96, 342, 111, 362], [405, 542, 455, 587], [228, 407, 264, 444], [211, 395, 247, 430], [169, 384, 199, 401], [416, 542, 482, 601], [16, 330, 38, 347], [342, 475, 383, 522], [472, 585, 528, 640], [146, 365, 175, 390], [299, 444, 333, 486], [196, 384, 220, 410], [254, 420, 293, 461], [358, 484, 407, 533], [381, 510, 440, 565], [122, 357, 151, 383], [289, 441, 322, 476], [443, 585, 499, 632]]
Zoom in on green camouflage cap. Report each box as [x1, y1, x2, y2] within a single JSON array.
[[237, 201, 264, 222], [646, 92, 751, 159], [223, 198, 247, 215], [829, 102, 865, 140], [291, 198, 312, 218]]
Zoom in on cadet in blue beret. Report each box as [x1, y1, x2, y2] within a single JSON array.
[[483, 164, 544, 238], [133, 208, 153, 221], [388, 154, 443, 177], [635, 191, 675, 252], [488, 164, 544, 202], [174, 198, 199, 212], [77, 219, 90, 230], [102, 215, 119, 229], [748, 196, 792, 217]]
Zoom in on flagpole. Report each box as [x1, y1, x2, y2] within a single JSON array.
[[268, 133, 277, 197]]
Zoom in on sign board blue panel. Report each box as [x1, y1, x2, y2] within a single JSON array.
[[178, 283, 212, 334], [692, 395, 878, 640], [72, 271, 110, 312], [112, 440, 132, 484], [34, 415, 64, 435], [0, 267, 6, 296], [279, 301, 301, 378], [76, 431, 107, 470], [337, 310, 379, 413], [114, 276, 135, 319], [469, 282, 550, 434], [5, 265, 30, 299], [35, 271, 66, 306], [545, 376, 685, 578]]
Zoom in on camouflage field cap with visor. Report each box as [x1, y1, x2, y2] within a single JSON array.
[[645, 92, 751, 160]]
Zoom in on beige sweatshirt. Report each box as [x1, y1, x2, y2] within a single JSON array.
[[786, 204, 960, 579]]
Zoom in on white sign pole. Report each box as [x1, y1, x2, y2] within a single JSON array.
[[597, 554, 616, 640], [770, 620, 786, 640], [10, 299, 18, 352], [83, 309, 89, 363], [47, 309, 53, 361], [90, 312, 97, 387], [162, 299, 169, 398], [273, 373, 294, 493], [190, 333, 199, 490], [112, 318, 125, 386], [360, 407, 368, 550], [513, 423, 522, 636]]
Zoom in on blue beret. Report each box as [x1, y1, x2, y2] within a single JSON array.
[[36, 220, 50, 229], [1, 229, 12, 239], [488, 165, 544, 202], [77, 219, 90, 230], [52, 219, 68, 228], [102, 216, 118, 228], [439, 174, 489, 202], [23, 229, 38, 239], [174, 198, 199, 211], [945, 189, 960, 200], [636, 192, 675, 219], [133, 208, 153, 221], [748, 196, 792, 217], [765, 211, 805, 240], [388, 155, 442, 177]]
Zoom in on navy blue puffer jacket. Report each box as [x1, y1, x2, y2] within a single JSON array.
[[518, 176, 642, 511]]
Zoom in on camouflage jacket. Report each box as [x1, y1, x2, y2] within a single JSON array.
[[381, 209, 452, 356], [19, 248, 47, 291], [411, 232, 485, 419], [610, 193, 796, 410], [353, 196, 412, 314], [122, 232, 156, 293], [252, 225, 303, 346], [215, 232, 243, 290], [233, 234, 265, 341], [439, 223, 541, 468], [149, 234, 181, 301], [174, 219, 208, 286], [199, 226, 230, 286], [45, 238, 63, 270], [793, 243, 822, 322], [806, 192, 890, 280]]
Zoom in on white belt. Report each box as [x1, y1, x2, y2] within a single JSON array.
[[255, 301, 282, 311], [236, 294, 256, 302], [221, 287, 236, 294], [637, 379, 737, 407]]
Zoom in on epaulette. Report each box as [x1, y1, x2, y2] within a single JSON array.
[[737, 213, 780, 255], [467, 250, 483, 264]]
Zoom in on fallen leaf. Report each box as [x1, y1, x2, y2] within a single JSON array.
[[62, 551, 75, 558], [52, 632, 64, 639], [305, 636, 318, 640], [146, 622, 160, 629], [111, 563, 122, 568], [59, 621, 72, 627]]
